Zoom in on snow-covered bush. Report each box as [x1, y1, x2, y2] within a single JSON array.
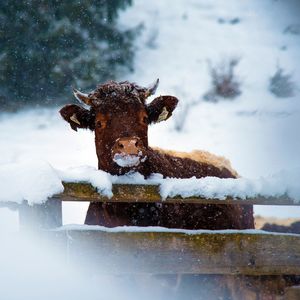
[[204, 57, 241, 102], [269, 66, 296, 98]]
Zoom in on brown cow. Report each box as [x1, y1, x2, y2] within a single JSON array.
[[60, 79, 254, 230]]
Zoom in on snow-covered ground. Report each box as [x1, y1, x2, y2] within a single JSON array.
[[1, 0, 300, 226]]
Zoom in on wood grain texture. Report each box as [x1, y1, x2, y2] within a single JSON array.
[[53, 182, 298, 206], [46, 229, 300, 275]]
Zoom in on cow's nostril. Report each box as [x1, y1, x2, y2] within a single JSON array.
[[118, 143, 124, 149], [135, 141, 138, 147]]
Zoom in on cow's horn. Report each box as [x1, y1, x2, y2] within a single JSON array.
[[73, 88, 92, 105], [145, 78, 159, 98]]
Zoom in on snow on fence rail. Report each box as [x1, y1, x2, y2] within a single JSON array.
[[1, 181, 300, 231], [2, 161, 300, 205], [58, 182, 298, 205]]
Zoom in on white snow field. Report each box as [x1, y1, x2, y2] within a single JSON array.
[[1, 0, 300, 227]]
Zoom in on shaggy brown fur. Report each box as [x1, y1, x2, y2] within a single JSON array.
[[60, 80, 254, 230]]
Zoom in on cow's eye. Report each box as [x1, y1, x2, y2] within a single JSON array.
[[143, 116, 148, 124], [96, 121, 102, 128]]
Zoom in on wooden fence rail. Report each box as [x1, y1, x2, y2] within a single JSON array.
[[46, 228, 300, 276], [11, 181, 299, 230], [58, 182, 297, 205]]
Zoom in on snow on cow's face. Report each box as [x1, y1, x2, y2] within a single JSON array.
[[59, 80, 178, 173]]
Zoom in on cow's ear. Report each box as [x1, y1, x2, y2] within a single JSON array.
[[59, 104, 95, 131], [146, 96, 178, 124]]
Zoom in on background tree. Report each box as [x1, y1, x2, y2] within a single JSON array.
[[0, 0, 138, 110]]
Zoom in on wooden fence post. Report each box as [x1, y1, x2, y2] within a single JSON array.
[[19, 198, 62, 230]]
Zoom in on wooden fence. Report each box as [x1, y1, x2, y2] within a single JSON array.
[[2, 181, 300, 299]]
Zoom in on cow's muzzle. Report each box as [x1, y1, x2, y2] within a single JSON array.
[[112, 137, 146, 167]]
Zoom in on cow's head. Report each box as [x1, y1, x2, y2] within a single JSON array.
[[60, 80, 178, 174]]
